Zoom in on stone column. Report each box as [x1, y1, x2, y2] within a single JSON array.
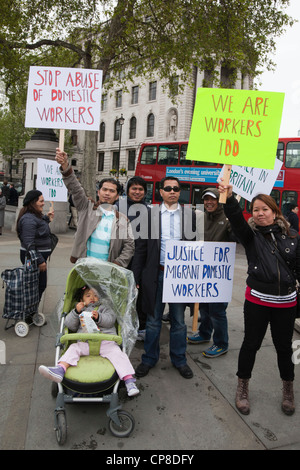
[[17, 128, 68, 233]]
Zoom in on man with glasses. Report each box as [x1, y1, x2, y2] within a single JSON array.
[[132, 177, 196, 379]]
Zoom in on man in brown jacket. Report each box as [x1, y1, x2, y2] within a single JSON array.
[[56, 149, 134, 267]]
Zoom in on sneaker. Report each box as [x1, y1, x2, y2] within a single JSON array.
[[136, 329, 146, 341], [125, 381, 140, 397], [39, 365, 65, 383], [187, 333, 210, 344], [202, 345, 228, 358]]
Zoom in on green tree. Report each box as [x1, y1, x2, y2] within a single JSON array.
[[0, 0, 295, 195]]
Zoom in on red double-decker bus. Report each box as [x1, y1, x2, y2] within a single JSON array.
[[135, 138, 300, 219]]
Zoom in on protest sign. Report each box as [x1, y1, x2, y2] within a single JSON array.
[[187, 88, 284, 170], [25, 66, 102, 132], [36, 158, 68, 202], [218, 158, 283, 202], [162, 240, 236, 303]]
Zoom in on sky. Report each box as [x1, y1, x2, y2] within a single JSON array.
[[257, 0, 300, 137]]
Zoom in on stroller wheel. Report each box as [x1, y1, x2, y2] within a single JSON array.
[[55, 411, 67, 445], [32, 313, 46, 327], [108, 410, 135, 438], [15, 321, 29, 337]]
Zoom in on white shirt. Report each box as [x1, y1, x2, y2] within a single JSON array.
[[160, 202, 181, 265]]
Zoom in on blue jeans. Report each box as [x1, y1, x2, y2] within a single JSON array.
[[198, 302, 228, 349], [142, 271, 187, 368]]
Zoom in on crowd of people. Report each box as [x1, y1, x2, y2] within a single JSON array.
[[10, 147, 299, 416]]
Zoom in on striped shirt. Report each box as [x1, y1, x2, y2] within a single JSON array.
[[87, 208, 115, 260], [245, 286, 297, 308]]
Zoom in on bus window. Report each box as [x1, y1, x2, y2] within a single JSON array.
[[180, 144, 192, 165], [238, 197, 246, 210], [192, 185, 211, 206], [158, 145, 179, 165], [286, 142, 300, 168], [270, 189, 281, 208], [154, 182, 162, 202], [141, 146, 157, 165], [178, 183, 190, 204], [145, 182, 153, 204], [194, 160, 216, 166], [282, 191, 298, 216], [277, 142, 284, 162]]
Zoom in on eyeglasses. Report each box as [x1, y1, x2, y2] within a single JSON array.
[[162, 186, 180, 192]]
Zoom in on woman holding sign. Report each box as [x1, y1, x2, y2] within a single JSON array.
[[218, 182, 300, 416], [16, 190, 54, 303]]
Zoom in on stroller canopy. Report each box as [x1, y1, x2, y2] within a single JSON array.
[[58, 258, 139, 355]]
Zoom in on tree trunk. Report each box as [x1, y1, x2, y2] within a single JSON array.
[[82, 130, 97, 198]]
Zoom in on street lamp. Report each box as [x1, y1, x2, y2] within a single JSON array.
[[117, 114, 125, 179]]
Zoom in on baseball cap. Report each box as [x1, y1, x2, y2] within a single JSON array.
[[202, 188, 219, 200]]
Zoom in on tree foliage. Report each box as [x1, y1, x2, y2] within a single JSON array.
[[0, 0, 295, 194]]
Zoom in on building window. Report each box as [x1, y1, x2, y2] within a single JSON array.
[[99, 122, 105, 142], [170, 75, 179, 96], [114, 119, 121, 140], [101, 93, 107, 111], [129, 116, 137, 139], [221, 62, 236, 88], [128, 150, 136, 171], [98, 152, 104, 172], [71, 130, 77, 146], [149, 81, 157, 101], [131, 85, 139, 104], [147, 113, 155, 137], [116, 89, 122, 108], [112, 151, 119, 171]]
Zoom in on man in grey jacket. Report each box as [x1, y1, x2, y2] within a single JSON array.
[[56, 149, 134, 267]]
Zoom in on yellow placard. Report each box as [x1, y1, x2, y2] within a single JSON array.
[[187, 88, 284, 169]]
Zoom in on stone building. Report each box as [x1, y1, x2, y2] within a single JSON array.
[[72, 66, 252, 185]]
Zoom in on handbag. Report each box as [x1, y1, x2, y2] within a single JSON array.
[[50, 232, 59, 253], [268, 234, 300, 318]]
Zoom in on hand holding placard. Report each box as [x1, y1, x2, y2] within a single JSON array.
[[219, 164, 232, 204]]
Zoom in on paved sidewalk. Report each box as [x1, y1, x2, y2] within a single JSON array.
[[0, 227, 299, 451]]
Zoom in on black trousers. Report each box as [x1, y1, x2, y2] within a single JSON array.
[[237, 300, 296, 381]]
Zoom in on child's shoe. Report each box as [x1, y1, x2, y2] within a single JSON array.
[[125, 380, 140, 397], [39, 365, 65, 383]]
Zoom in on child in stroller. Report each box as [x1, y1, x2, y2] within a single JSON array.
[[39, 284, 139, 397]]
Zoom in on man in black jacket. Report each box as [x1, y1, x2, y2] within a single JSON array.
[[131, 177, 196, 379], [116, 176, 149, 340]]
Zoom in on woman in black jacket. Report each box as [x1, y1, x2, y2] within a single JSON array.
[[16, 190, 54, 302], [219, 182, 300, 416]]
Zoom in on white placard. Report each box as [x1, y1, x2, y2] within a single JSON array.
[[162, 240, 236, 303], [36, 158, 68, 202], [218, 158, 283, 202], [25, 66, 102, 130]]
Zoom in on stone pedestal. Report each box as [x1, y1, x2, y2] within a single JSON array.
[[17, 129, 68, 233]]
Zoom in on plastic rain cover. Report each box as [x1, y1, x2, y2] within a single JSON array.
[[56, 258, 139, 355]]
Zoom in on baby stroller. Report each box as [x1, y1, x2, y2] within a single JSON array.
[[51, 258, 138, 445], [1, 250, 46, 337]]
